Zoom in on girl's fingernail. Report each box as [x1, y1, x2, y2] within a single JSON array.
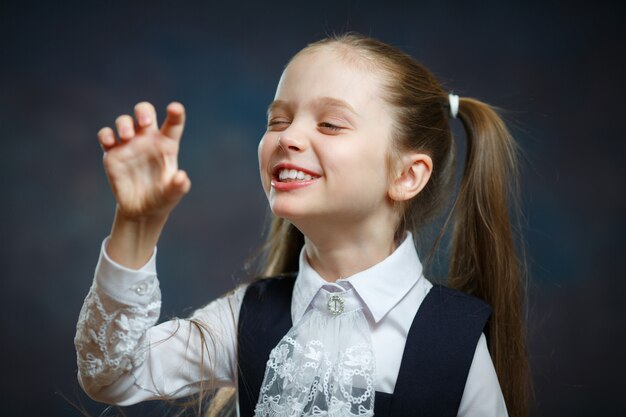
[[140, 116, 151, 126]]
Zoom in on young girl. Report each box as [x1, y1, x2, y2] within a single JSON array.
[[75, 34, 530, 417]]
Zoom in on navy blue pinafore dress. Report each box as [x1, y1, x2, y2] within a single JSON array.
[[237, 274, 491, 417]]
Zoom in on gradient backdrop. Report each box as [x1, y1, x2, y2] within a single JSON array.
[[1, 0, 624, 415]]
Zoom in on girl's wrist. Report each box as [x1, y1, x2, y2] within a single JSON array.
[[107, 207, 169, 269], [113, 204, 171, 226]]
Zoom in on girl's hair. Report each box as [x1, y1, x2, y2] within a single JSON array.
[[258, 33, 530, 416]]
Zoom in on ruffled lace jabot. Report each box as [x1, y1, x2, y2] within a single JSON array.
[[254, 282, 375, 417]]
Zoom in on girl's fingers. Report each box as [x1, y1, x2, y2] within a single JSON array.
[[164, 170, 192, 202], [115, 114, 135, 141], [175, 170, 192, 194], [134, 101, 158, 131], [98, 126, 117, 151], [160, 102, 186, 142]]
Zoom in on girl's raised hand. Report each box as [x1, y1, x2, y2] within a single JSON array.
[[98, 102, 191, 221]]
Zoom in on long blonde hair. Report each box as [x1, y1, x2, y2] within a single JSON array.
[[188, 33, 530, 417]]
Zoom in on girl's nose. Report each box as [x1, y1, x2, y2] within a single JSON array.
[[274, 117, 312, 152], [277, 132, 306, 152]]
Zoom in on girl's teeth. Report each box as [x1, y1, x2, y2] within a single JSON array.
[[278, 168, 316, 181]]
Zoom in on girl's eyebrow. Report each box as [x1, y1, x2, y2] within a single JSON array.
[[266, 100, 288, 118], [316, 97, 359, 117], [266, 97, 359, 118]]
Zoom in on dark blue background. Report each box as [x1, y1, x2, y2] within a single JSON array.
[[1, 0, 624, 415]]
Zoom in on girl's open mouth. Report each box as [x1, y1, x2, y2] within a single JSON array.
[[277, 168, 317, 182], [271, 165, 321, 190]]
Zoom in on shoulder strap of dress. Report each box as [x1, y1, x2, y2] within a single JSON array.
[[390, 284, 492, 417], [237, 274, 296, 417]]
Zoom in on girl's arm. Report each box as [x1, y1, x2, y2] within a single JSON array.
[[75, 236, 246, 404], [75, 101, 240, 403]]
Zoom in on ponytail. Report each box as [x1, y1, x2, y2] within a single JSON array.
[[449, 98, 530, 416]]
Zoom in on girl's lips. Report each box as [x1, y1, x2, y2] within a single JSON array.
[[270, 162, 322, 191], [271, 162, 322, 179], [271, 177, 320, 191]]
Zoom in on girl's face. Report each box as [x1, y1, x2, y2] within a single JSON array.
[[258, 47, 397, 227]]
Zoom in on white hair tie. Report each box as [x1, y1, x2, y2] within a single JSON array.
[[448, 93, 460, 119]]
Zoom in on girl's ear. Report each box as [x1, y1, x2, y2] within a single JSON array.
[[388, 153, 433, 202]]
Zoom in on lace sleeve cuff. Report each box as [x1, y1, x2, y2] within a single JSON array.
[[75, 236, 161, 393]]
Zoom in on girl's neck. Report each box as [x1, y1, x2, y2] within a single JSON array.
[[303, 226, 398, 283]]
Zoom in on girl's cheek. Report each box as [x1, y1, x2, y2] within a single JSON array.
[[258, 136, 269, 166], [258, 136, 273, 187]]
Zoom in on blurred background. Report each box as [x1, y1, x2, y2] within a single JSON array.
[[1, 0, 624, 415]]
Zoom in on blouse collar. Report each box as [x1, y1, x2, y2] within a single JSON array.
[[292, 232, 424, 324]]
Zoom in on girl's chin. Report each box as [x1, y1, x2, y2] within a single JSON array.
[[270, 205, 307, 220], [269, 200, 319, 222]]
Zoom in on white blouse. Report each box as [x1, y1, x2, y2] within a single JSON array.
[[75, 233, 508, 416]]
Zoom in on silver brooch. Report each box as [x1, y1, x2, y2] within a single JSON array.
[[327, 294, 345, 316]]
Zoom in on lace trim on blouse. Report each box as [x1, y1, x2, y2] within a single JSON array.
[[74, 281, 161, 389], [254, 285, 375, 417]]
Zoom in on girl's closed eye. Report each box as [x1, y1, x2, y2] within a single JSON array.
[[319, 122, 342, 132], [267, 119, 290, 131], [319, 120, 350, 134]]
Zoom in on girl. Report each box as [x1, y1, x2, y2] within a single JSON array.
[[75, 33, 530, 417]]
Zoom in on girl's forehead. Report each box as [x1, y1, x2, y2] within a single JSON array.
[[273, 47, 386, 110]]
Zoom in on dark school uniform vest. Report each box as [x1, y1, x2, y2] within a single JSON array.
[[237, 274, 491, 417]]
